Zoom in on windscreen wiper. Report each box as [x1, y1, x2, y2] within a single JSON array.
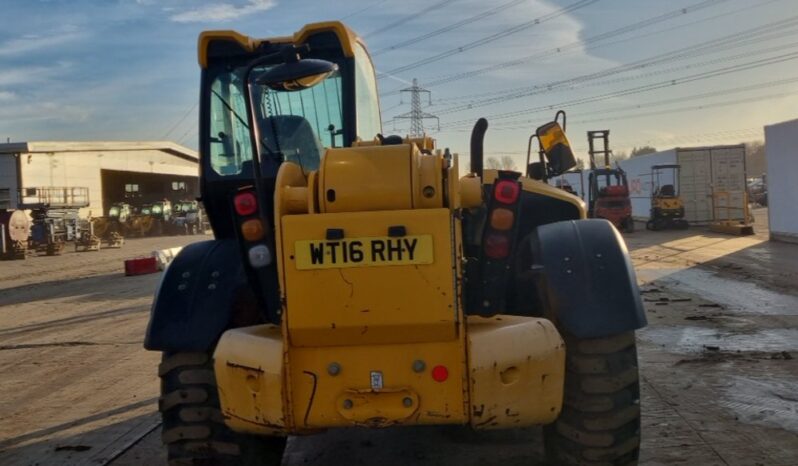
[[211, 89, 249, 129]]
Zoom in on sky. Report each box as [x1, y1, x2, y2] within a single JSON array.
[[1, 0, 797, 168]]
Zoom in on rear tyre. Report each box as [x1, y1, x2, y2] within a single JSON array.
[[159, 352, 286, 466], [544, 331, 641, 465]]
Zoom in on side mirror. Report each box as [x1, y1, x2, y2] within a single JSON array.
[[536, 121, 577, 176], [527, 162, 546, 180], [256, 56, 337, 92]]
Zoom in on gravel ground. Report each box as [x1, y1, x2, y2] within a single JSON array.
[[1, 212, 796, 466]]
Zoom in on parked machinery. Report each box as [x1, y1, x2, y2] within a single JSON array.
[[586, 130, 634, 233], [74, 219, 101, 252], [127, 204, 156, 237], [144, 22, 646, 465], [151, 200, 172, 236], [17, 187, 90, 256], [0, 209, 30, 260], [647, 164, 689, 230], [170, 200, 204, 235], [87, 203, 128, 249], [137, 200, 172, 236]]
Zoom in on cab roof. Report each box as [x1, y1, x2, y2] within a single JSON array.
[[197, 21, 360, 68]]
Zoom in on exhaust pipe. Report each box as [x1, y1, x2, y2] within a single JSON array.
[[470, 118, 488, 178]]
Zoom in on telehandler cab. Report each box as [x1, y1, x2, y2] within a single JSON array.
[[145, 21, 646, 465]]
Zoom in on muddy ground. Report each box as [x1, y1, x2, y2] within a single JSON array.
[[0, 207, 796, 465]]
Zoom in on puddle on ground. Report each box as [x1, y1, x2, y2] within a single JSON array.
[[636, 267, 798, 316], [638, 325, 798, 353], [721, 376, 798, 433]]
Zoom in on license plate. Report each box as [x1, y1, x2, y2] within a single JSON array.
[[294, 235, 433, 270]]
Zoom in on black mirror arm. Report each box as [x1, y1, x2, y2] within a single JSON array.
[[525, 134, 548, 180], [555, 110, 566, 131]]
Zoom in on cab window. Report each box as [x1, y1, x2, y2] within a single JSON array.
[[353, 43, 381, 142]]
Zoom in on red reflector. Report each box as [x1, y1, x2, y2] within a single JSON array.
[[431, 365, 449, 382], [234, 191, 258, 216], [494, 180, 520, 204], [484, 233, 510, 259]]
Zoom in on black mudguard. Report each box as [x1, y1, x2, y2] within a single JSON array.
[[144, 239, 248, 352], [514, 219, 646, 339]]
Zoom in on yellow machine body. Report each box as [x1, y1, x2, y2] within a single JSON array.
[[653, 196, 683, 212], [213, 143, 567, 434], [204, 20, 575, 438]]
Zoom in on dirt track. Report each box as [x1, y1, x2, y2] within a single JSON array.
[[1, 208, 796, 465]]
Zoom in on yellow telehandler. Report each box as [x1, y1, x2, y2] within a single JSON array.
[[145, 22, 646, 465]]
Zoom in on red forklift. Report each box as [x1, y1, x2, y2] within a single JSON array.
[[587, 130, 634, 233]]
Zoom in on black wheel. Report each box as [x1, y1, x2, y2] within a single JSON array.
[[645, 220, 654, 231], [624, 218, 635, 234], [544, 331, 641, 465], [159, 352, 286, 465]]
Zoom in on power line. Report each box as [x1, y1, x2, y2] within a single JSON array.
[[427, 33, 798, 118], [378, 0, 599, 77], [381, 0, 738, 95], [362, 0, 458, 39], [570, 72, 798, 119], [604, 127, 763, 150], [431, 15, 798, 116], [371, 0, 526, 57], [438, 49, 798, 129], [423, 0, 788, 104], [340, 0, 390, 21], [176, 125, 197, 146], [162, 103, 197, 140], [572, 90, 798, 125], [458, 90, 791, 134]]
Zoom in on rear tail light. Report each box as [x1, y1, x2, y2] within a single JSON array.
[[234, 191, 258, 216], [431, 365, 449, 382], [484, 233, 510, 259], [494, 180, 520, 204], [248, 244, 272, 268], [490, 208, 514, 231], [241, 218, 265, 241]]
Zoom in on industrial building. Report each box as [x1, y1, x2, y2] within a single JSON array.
[[0, 141, 199, 217]]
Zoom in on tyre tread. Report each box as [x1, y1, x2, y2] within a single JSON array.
[[545, 331, 641, 465]]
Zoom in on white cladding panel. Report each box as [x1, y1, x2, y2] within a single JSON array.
[[618, 150, 676, 219], [765, 119, 798, 242]]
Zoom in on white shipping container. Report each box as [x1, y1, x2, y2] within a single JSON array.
[[765, 118, 798, 243], [617, 150, 676, 220], [618, 145, 747, 223]]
